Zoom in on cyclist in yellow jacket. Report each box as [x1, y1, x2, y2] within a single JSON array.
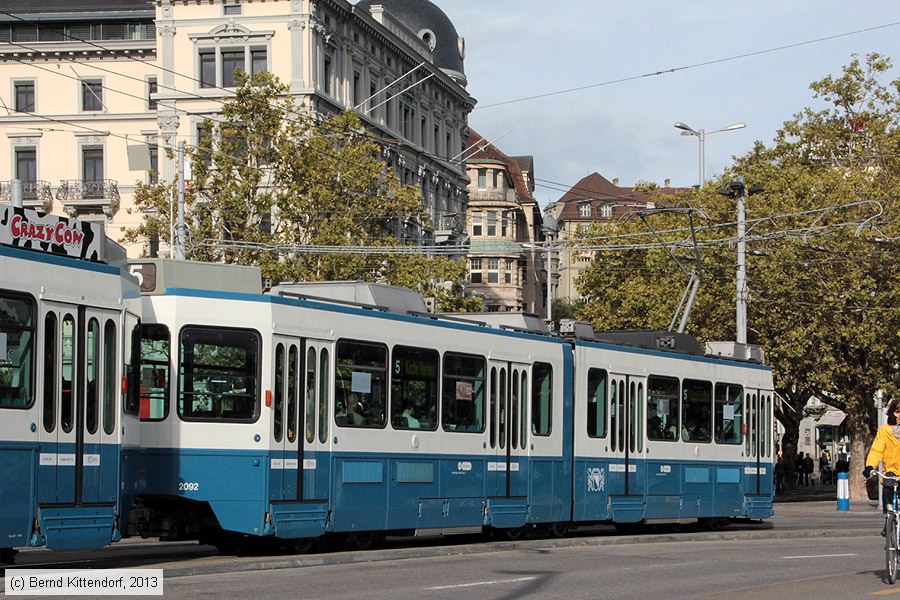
[[864, 398, 900, 516]]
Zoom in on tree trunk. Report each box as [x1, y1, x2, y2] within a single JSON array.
[[848, 391, 878, 502], [780, 429, 799, 491]]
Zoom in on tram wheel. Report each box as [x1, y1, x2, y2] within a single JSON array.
[[212, 534, 244, 555], [292, 537, 317, 553], [546, 522, 571, 538], [613, 522, 642, 534], [493, 526, 525, 541], [345, 531, 383, 551], [0, 548, 16, 565]]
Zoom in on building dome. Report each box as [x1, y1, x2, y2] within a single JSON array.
[[356, 0, 466, 86]]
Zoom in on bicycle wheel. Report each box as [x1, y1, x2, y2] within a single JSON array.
[[887, 513, 898, 584]]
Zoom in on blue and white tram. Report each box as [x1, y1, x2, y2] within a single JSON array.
[[0, 206, 139, 562], [124, 259, 773, 551]]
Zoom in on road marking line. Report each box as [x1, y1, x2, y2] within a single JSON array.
[[869, 588, 900, 596], [426, 576, 537, 591], [783, 553, 858, 559]]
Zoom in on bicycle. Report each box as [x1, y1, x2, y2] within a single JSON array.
[[871, 471, 900, 583]]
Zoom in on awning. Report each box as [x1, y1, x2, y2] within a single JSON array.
[[817, 411, 846, 427]]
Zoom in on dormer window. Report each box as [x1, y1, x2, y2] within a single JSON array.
[[578, 203, 592, 218], [600, 204, 613, 218]]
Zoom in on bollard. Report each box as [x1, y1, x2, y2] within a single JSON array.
[[837, 471, 849, 510]]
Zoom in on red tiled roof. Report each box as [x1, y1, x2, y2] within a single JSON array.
[[554, 172, 688, 223]]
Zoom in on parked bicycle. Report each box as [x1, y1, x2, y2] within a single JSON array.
[[871, 471, 900, 583]]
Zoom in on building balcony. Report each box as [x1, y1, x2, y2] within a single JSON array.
[[57, 179, 119, 217], [0, 180, 53, 212], [469, 189, 517, 203], [434, 213, 464, 244]]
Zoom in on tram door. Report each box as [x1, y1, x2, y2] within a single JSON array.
[[38, 302, 120, 506], [607, 373, 645, 497], [270, 336, 301, 501], [745, 389, 771, 495], [299, 340, 331, 501], [489, 361, 529, 498]]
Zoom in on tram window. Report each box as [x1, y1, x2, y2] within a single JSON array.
[[318, 348, 329, 443], [681, 379, 711, 443], [43, 312, 57, 431], [86, 317, 100, 435], [629, 381, 636, 452], [124, 321, 141, 415], [587, 368, 607, 438], [60, 314, 75, 432], [139, 324, 170, 421], [531, 362, 552, 436], [178, 327, 260, 422], [615, 381, 625, 451], [489, 368, 497, 448], [636, 382, 644, 452], [335, 339, 387, 428], [647, 375, 679, 441], [274, 343, 285, 442], [102, 319, 117, 435], [511, 371, 519, 449], [305, 347, 316, 442], [498, 368, 506, 447], [442, 352, 485, 433], [390, 345, 438, 431], [520, 371, 528, 447], [0, 293, 35, 409], [714, 383, 743, 444], [287, 345, 298, 443]]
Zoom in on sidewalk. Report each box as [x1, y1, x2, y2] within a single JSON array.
[[774, 480, 838, 503]]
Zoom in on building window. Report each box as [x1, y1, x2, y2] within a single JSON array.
[[251, 49, 267, 76], [221, 50, 243, 87], [148, 143, 159, 185], [14, 81, 34, 112], [477, 168, 487, 189], [200, 51, 216, 88], [578, 203, 592, 218], [501, 213, 508, 237], [492, 169, 500, 188], [486, 211, 497, 236], [471, 211, 482, 236], [487, 258, 499, 283], [223, 0, 241, 15], [147, 77, 158, 110], [82, 147, 104, 182], [15, 148, 36, 183], [81, 80, 103, 111], [600, 204, 613, 218], [323, 54, 333, 96], [469, 258, 482, 284], [505, 259, 514, 284]]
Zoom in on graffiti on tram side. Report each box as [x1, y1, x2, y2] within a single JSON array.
[[0, 205, 104, 261]]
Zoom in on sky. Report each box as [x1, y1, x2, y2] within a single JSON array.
[[432, 1, 899, 207]]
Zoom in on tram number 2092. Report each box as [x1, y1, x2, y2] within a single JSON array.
[[178, 482, 200, 491]]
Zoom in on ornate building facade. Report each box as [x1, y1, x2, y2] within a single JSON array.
[[464, 130, 545, 314], [0, 0, 474, 255]]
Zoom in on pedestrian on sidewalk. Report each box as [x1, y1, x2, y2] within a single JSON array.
[[795, 452, 805, 486], [802, 453, 814, 486], [774, 455, 786, 495]]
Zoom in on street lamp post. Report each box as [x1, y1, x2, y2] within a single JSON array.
[[542, 215, 558, 325], [674, 122, 746, 186]]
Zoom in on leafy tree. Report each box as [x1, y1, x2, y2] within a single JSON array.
[[124, 71, 479, 311], [576, 53, 900, 498]]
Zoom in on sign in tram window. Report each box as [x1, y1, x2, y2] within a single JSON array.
[[0, 293, 34, 409], [586, 368, 606, 438], [647, 375, 679, 441], [178, 327, 260, 422], [390, 345, 438, 431], [682, 379, 712, 443], [335, 340, 387, 428], [139, 324, 170, 421], [714, 383, 743, 444], [442, 352, 485, 433]]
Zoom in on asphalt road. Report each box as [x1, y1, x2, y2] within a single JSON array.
[[0, 500, 890, 599]]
